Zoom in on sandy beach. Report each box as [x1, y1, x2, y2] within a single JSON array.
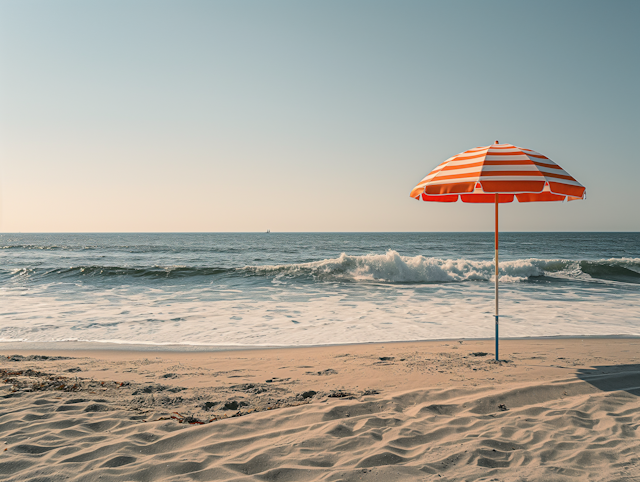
[[1, 338, 639, 481], [3, 0, 639, 480]]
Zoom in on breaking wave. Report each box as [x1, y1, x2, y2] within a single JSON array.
[[244, 251, 640, 284], [3, 251, 640, 284]]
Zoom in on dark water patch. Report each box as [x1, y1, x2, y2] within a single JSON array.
[[4, 265, 231, 281], [580, 262, 640, 284]]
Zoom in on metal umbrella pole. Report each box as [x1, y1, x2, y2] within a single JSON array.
[[494, 193, 499, 361]]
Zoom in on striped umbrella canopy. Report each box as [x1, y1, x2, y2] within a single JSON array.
[[410, 141, 585, 360]]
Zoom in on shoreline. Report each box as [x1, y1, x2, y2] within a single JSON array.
[[2, 334, 640, 353]]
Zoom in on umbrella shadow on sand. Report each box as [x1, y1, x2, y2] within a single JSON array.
[[576, 365, 640, 396]]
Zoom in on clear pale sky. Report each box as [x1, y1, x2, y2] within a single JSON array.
[[0, 0, 638, 232]]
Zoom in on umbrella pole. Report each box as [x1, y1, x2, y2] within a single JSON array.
[[494, 193, 499, 361]]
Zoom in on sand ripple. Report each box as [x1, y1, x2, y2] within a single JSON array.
[[2, 372, 640, 481]]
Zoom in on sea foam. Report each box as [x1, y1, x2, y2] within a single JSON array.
[[244, 251, 640, 284]]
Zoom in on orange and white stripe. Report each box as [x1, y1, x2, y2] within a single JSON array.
[[410, 142, 586, 203]]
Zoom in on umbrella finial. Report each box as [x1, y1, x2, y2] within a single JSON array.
[[495, 140, 499, 144]]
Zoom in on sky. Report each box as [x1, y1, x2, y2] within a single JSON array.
[[0, 0, 638, 232]]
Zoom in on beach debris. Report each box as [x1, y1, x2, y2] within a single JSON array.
[[486, 359, 511, 365], [1, 368, 82, 392], [170, 412, 205, 425], [379, 357, 395, 361], [222, 400, 249, 410], [131, 384, 184, 395], [471, 352, 489, 357], [498, 404, 508, 411], [0, 355, 73, 362], [223, 400, 240, 410], [306, 369, 337, 376], [201, 401, 217, 411], [0, 360, 324, 428], [264, 377, 291, 384], [361, 389, 379, 396], [1, 368, 48, 378], [231, 383, 268, 394], [328, 390, 353, 398], [65, 367, 82, 373]]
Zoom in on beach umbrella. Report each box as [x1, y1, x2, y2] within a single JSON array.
[[410, 141, 586, 360]]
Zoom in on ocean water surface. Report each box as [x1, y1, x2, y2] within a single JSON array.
[[0, 233, 639, 346]]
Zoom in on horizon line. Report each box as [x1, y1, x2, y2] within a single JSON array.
[[0, 231, 638, 235]]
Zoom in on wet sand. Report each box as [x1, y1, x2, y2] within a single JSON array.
[[1, 338, 639, 481]]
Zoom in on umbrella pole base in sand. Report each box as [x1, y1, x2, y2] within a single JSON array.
[[495, 315, 499, 361]]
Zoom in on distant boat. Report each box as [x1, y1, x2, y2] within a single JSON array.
[[266, 229, 270, 233]]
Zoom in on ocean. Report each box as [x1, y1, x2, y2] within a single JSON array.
[[1, 232, 639, 347]]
